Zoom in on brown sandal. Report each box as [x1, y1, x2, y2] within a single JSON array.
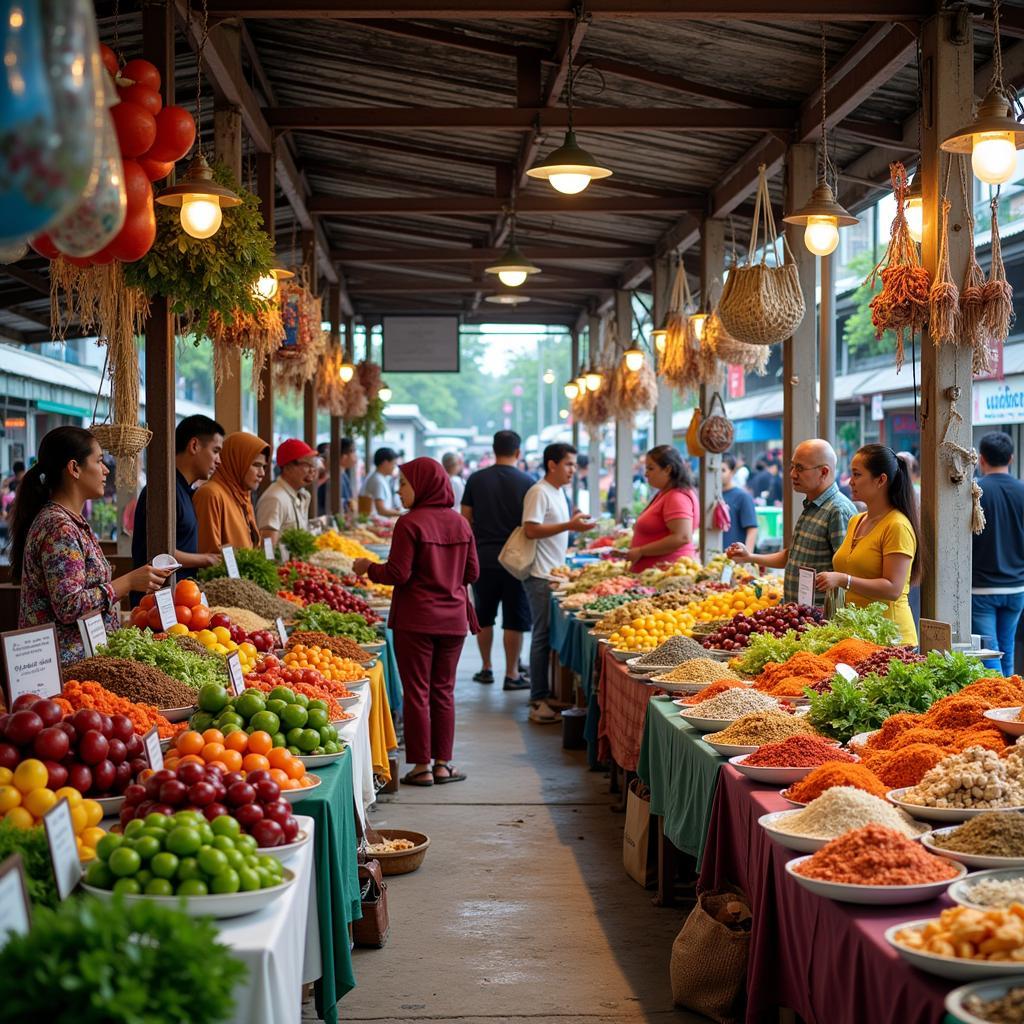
[[401, 768, 434, 786], [433, 764, 467, 784]]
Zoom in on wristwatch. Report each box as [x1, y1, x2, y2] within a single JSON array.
[[846, 574, 852, 590]]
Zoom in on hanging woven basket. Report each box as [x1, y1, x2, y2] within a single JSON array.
[[706, 312, 769, 375], [697, 392, 734, 454], [89, 423, 152, 459], [718, 164, 805, 346]]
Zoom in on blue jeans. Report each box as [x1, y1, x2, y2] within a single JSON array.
[[972, 592, 1024, 676], [524, 576, 553, 701]]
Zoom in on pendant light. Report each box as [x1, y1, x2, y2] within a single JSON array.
[[542, 368, 555, 384], [563, 380, 580, 400], [903, 172, 923, 244], [156, 1, 239, 238], [942, 2, 1023, 185], [485, 292, 532, 306], [526, 15, 611, 194], [378, 384, 392, 402], [652, 327, 668, 355], [485, 212, 540, 287], [584, 369, 603, 391], [622, 345, 645, 372], [688, 312, 709, 342], [339, 361, 355, 383], [253, 251, 295, 301], [575, 372, 588, 394], [783, 26, 858, 256]]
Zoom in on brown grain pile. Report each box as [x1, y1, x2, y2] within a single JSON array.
[[200, 577, 298, 619], [64, 656, 197, 709], [287, 631, 371, 661]]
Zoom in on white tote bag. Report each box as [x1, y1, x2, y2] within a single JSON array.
[[498, 526, 537, 581]]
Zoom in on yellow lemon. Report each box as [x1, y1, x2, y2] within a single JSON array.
[[0, 785, 22, 813], [69, 804, 87, 835], [12, 759, 49, 794], [81, 799, 103, 828], [54, 786, 83, 807], [22, 787, 57, 818], [212, 626, 231, 644], [0, 768, 12, 786], [82, 826, 106, 848], [4, 806, 34, 829]]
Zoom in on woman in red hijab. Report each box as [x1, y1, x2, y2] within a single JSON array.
[[353, 457, 479, 786]]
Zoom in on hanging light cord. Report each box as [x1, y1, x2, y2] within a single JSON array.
[[194, 0, 211, 156], [818, 25, 838, 191], [993, 0, 1006, 96], [565, 3, 585, 133]]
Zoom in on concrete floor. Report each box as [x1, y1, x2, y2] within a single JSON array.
[[329, 644, 710, 1024]]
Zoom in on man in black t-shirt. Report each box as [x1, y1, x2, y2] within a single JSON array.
[[461, 430, 534, 690]]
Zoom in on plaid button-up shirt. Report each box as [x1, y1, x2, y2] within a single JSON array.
[[784, 482, 857, 605]]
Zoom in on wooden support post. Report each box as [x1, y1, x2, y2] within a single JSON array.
[[613, 289, 633, 522], [328, 284, 342, 517], [570, 327, 580, 510], [652, 256, 673, 447], [783, 143, 818, 546], [301, 229, 319, 515], [142, 2, 176, 566], [214, 92, 243, 434], [587, 312, 603, 513], [698, 220, 725, 561], [255, 150, 275, 487], [920, 12, 974, 633]]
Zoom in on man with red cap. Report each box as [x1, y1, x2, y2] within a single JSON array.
[[256, 438, 319, 543]]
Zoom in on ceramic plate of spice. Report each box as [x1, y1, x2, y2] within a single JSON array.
[[610, 648, 638, 663], [778, 789, 807, 807], [920, 816, 1024, 869], [847, 730, 878, 750], [948, 869, 1024, 911], [886, 919, 1024, 981], [983, 707, 1024, 737], [681, 712, 740, 733], [787, 855, 966, 905], [703, 738, 759, 757], [758, 810, 832, 852], [731, 755, 821, 786], [887, 788, 1024, 824], [944, 978, 1024, 1024], [159, 705, 196, 723]]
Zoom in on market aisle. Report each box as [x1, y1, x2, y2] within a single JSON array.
[[323, 645, 704, 1024]]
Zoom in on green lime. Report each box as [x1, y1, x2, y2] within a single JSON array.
[[235, 692, 266, 720], [307, 699, 328, 714], [318, 724, 336, 744], [84, 860, 115, 889], [236, 834, 258, 853], [237, 866, 261, 892], [112, 877, 141, 896], [266, 699, 287, 717], [123, 819, 146, 838], [287, 745, 301, 756], [198, 823, 214, 844], [176, 856, 202, 881], [197, 846, 228, 876], [256, 867, 275, 887], [281, 704, 307, 729], [210, 814, 241, 839], [225, 849, 245, 870], [323, 741, 339, 755], [210, 868, 241, 894], [135, 869, 153, 888], [130, 835, 161, 862], [286, 727, 304, 747], [221, 723, 243, 737], [166, 826, 202, 857], [297, 729, 320, 752], [215, 711, 244, 730], [150, 852, 179, 879], [176, 878, 209, 896], [212, 835, 235, 853], [173, 810, 204, 828], [108, 847, 141, 878], [249, 710, 280, 735], [144, 813, 173, 830], [96, 833, 124, 861], [305, 708, 328, 731], [198, 683, 230, 713], [272, 733, 287, 748], [144, 877, 174, 896], [139, 827, 168, 841], [268, 686, 295, 704], [189, 711, 214, 732], [260, 854, 283, 877], [292, 692, 309, 708]]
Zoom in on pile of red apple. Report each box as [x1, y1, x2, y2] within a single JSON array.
[[0, 696, 147, 796], [120, 761, 300, 848]]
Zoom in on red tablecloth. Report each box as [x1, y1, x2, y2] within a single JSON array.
[[698, 766, 951, 1024], [597, 647, 653, 772]]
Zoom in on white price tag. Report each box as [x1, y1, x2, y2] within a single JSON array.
[[720, 563, 734, 585], [0, 855, 31, 943], [226, 652, 245, 696], [43, 800, 82, 902], [77, 611, 108, 658], [275, 617, 289, 649], [199, 591, 209, 607], [1, 625, 62, 708], [143, 727, 164, 771], [221, 546, 240, 579], [834, 662, 860, 684], [153, 588, 178, 632], [263, 537, 275, 560], [279, 543, 290, 564], [920, 618, 953, 656], [797, 567, 816, 608]]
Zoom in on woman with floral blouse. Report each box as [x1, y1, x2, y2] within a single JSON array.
[[9, 427, 171, 663]]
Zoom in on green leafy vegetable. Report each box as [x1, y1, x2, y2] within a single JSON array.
[[280, 528, 317, 561], [0, 821, 58, 909], [0, 895, 246, 1024], [293, 602, 379, 642], [99, 628, 227, 690], [198, 548, 280, 594]]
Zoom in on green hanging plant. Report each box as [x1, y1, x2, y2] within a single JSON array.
[[348, 394, 386, 436], [123, 163, 275, 344]]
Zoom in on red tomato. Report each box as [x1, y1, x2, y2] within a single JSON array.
[[174, 579, 202, 607], [111, 101, 157, 159], [138, 156, 175, 182], [190, 605, 211, 631], [120, 58, 161, 92], [130, 607, 149, 629], [145, 106, 196, 163], [174, 605, 193, 627], [100, 43, 119, 77], [122, 159, 152, 214], [30, 234, 60, 260], [109, 202, 156, 263], [139, 594, 156, 611], [117, 81, 162, 116], [146, 606, 163, 631]]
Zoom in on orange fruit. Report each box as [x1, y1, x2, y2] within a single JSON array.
[[164, 756, 180, 771], [242, 753, 269, 773], [4, 806, 34, 829], [13, 759, 49, 794], [201, 742, 225, 762], [269, 768, 290, 787], [178, 754, 205, 767], [215, 749, 243, 773], [177, 731, 204, 756], [224, 731, 249, 753], [267, 748, 291, 770], [202, 728, 225, 745], [247, 731, 272, 756], [284, 758, 305, 780], [281, 777, 299, 790]]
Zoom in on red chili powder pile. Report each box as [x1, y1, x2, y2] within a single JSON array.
[[742, 734, 855, 768]]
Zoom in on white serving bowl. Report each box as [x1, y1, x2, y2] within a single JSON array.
[[888, 788, 1024, 824], [730, 754, 819, 786], [260, 826, 313, 862], [703, 737, 758, 757], [338, 694, 360, 708], [983, 707, 1024, 737], [159, 705, 196, 723], [758, 810, 830, 853], [921, 826, 1024, 870], [610, 647, 637, 662], [777, 788, 807, 807], [679, 711, 738, 733], [886, 919, 1024, 980], [297, 751, 347, 769], [282, 773, 322, 803], [786, 856, 965, 905], [945, 978, 1024, 1024], [95, 794, 125, 816], [948, 868, 1024, 910]]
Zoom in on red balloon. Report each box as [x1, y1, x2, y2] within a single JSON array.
[[145, 106, 196, 163], [121, 58, 161, 92], [138, 156, 175, 182], [63, 255, 93, 268], [100, 43, 119, 78], [109, 202, 156, 263], [111, 101, 157, 159], [122, 159, 152, 214], [90, 247, 115, 265], [117, 81, 162, 116], [30, 234, 60, 260]]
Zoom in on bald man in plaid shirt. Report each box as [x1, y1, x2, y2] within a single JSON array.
[[726, 439, 856, 606]]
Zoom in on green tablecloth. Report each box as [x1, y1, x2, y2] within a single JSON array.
[[300, 751, 363, 1023], [382, 627, 402, 712], [637, 697, 725, 868], [550, 596, 603, 766]]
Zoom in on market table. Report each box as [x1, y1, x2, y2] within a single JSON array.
[[294, 750, 362, 1023], [637, 696, 725, 874], [698, 765, 951, 1024], [597, 646, 654, 774], [550, 595, 603, 765], [222, 814, 320, 1024], [381, 628, 403, 713]]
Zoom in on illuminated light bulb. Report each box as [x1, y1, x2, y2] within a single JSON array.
[[558, 408, 569, 420], [378, 385, 392, 402], [548, 172, 593, 195], [575, 375, 587, 394], [339, 362, 355, 383], [623, 347, 644, 372], [564, 381, 579, 400], [543, 368, 555, 384], [253, 273, 279, 301], [526, 131, 612, 195], [652, 328, 668, 354], [497, 268, 528, 288], [804, 216, 840, 257], [585, 370, 603, 392], [905, 195, 923, 244], [180, 194, 222, 239], [689, 313, 708, 342], [972, 131, 1017, 185]]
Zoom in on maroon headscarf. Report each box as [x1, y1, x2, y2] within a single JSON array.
[[396, 457, 468, 545]]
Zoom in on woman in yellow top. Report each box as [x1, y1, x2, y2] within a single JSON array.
[[815, 444, 920, 644]]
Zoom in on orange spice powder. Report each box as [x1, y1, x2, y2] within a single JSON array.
[[862, 742, 949, 789], [782, 760, 890, 803], [820, 638, 883, 667]]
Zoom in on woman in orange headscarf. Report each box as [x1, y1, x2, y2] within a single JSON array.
[[193, 432, 270, 552]]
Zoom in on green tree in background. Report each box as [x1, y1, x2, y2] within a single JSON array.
[[842, 248, 891, 358]]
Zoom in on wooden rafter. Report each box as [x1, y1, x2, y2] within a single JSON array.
[[309, 195, 705, 215], [332, 244, 652, 263]]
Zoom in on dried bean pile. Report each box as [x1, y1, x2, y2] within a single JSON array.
[[201, 578, 298, 619], [64, 656, 197, 709], [852, 645, 925, 676], [635, 635, 707, 667]]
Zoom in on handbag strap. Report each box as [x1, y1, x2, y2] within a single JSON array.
[[706, 391, 727, 418]]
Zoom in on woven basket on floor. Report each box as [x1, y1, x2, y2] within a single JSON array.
[[370, 829, 430, 876]]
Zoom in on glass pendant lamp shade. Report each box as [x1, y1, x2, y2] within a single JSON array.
[[485, 241, 540, 288], [564, 381, 579, 399], [339, 362, 355, 383], [688, 313, 709, 342], [623, 346, 644, 372], [652, 328, 668, 354], [584, 369, 603, 392], [783, 182, 857, 257], [526, 131, 613, 195], [155, 152, 240, 240], [378, 385, 392, 402]]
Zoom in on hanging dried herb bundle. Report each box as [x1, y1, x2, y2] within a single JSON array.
[[706, 312, 769, 376], [983, 195, 1014, 350], [317, 347, 345, 416], [274, 325, 326, 394], [607, 359, 658, 421], [868, 162, 931, 369], [928, 197, 960, 346], [338, 375, 368, 421], [207, 303, 284, 396], [660, 262, 701, 393], [356, 360, 382, 403], [572, 378, 611, 428]]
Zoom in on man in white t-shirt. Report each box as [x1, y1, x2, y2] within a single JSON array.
[[522, 442, 593, 723], [360, 447, 402, 518]]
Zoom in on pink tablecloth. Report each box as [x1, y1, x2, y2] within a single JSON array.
[[698, 766, 951, 1024], [596, 648, 652, 772]]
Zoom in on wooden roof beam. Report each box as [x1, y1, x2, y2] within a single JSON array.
[[310, 195, 705, 215], [2, 265, 50, 296], [353, 279, 617, 293], [333, 244, 651, 263]]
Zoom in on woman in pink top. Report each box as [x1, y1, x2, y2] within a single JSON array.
[[626, 445, 699, 572]]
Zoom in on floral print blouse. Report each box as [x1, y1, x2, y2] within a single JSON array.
[[18, 502, 119, 664]]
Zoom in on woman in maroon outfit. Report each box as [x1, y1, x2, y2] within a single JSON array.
[[352, 458, 479, 786]]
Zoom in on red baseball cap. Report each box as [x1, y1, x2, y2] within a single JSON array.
[[276, 438, 317, 467]]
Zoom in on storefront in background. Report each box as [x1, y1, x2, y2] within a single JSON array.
[[972, 374, 1024, 468]]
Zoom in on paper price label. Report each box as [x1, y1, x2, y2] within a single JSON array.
[[226, 652, 245, 696], [143, 727, 164, 772], [0, 855, 31, 944], [920, 618, 953, 656], [222, 546, 240, 579], [1, 625, 62, 708], [263, 537, 275, 560], [279, 543, 290, 564], [153, 588, 178, 631], [720, 563, 734, 585], [834, 663, 860, 684], [77, 611, 108, 658], [797, 567, 816, 608], [43, 800, 82, 902], [199, 591, 209, 607], [275, 617, 289, 649]]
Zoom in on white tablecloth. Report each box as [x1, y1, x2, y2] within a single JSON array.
[[336, 678, 375, 826], [220, 815, 322, 1024]]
